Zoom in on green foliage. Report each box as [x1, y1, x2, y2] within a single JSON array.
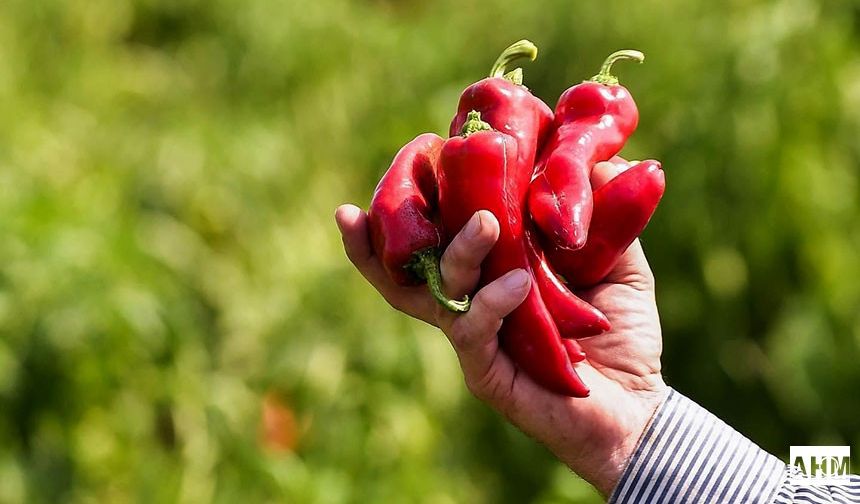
[[0, 0, 858, 502]]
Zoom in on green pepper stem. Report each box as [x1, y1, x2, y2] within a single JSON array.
[[460, 110, 492, 137], [489, 39, 538, 85], [590, 49, 645, 86], [503, 68, 524, 86], [409, 248, 470, 313]]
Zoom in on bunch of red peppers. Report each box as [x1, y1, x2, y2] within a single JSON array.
[[367, 41, 665, 397]]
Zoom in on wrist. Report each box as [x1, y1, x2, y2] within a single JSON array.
[[560, 379, 670, 497]]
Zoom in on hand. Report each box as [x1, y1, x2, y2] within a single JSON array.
[[335, 161, 669, 497]]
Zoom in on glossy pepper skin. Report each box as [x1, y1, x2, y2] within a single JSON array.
[[367, 133, 469, 312], [529, 50, 646, 250], [450, 40, 608, 339], [449, 40, 554, 182], [548, 160, 665, 287], [527, 228, 609, 338], [437, 112, 589, 397]]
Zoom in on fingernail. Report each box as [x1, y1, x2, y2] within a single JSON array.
[[465, 211, 483, 239], [334, 204, 354, 231], [502, 269, 529, 290]]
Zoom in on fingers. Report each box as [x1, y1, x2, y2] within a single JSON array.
[[338, 204, 526, 405], [443, 269, 529, 399], [335, 204, 437, 323], [439, 210, 500, 300], [591, 160, 629, 190], [335, 204, 371, 262], [335, 204, 387, 285]]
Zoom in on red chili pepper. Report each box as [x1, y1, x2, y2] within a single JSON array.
[[450, 40, 607, 340], [527, 229, 609, 338], [528, 50, 646, 250], [437, 111, 589, 397], [548, 160, 665, 287], [449, 40, 554, 181], [367, 133, 470, 312]]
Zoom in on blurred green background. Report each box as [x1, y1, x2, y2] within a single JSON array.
[[1, 0, 859, 502]]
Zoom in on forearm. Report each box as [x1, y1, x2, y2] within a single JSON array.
[[539, 377, 669, 497], [585, 389, 669, 496]]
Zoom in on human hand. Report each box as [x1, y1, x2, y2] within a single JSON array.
[[335, 160, 668, 497]]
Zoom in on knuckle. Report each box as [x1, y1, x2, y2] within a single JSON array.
[[471, 290, 500, 319], [443, 241, 469, 271], [466, 365, 513, 405], [465, 376, 488, 401], [447, 318, 474, 351], [446, 306, 502, 354]]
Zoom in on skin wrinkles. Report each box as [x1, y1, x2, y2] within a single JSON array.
[[336, 160, 668, 498]]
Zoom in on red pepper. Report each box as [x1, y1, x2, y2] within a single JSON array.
[[449, 40, 554, 181], [528, 50, 646, 250], [548, 160, 665, 287], [450, 40, 607, 339], [527, 228, 609, 338], [367, 133, 470, 312], [437, 111, 589, 397]]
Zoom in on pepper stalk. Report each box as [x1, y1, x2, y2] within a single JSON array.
[[407, 110, 494, 313], [461, 110, 492, 137], [489, 39, 539, 86], [407, 248, 470, 313], [590, 49, 645, 86]]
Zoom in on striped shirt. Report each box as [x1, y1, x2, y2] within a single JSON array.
[[609, 388, 860, 503]]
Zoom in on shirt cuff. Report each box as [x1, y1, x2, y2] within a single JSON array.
[[609, 388, 786, 504]]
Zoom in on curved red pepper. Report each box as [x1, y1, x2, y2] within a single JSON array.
[[437, 112, 589, 397], [527, 229, 609, 338], [528, 50, 645, 250], [548, 160, 665, 288], [367, 133, 470, 312], [449, 40, 554, 181]]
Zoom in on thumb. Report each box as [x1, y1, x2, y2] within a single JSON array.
[[442, 269, 530, 403]]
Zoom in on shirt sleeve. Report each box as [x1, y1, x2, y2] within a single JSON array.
[[608, 388, 860, 504], [770, 466, 860, 503], [609, 388, 785, 504]]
